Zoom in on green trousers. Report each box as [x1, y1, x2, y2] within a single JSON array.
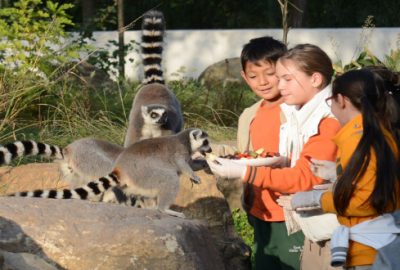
[[248, 215, 304, 270]]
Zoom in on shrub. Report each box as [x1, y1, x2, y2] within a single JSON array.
[[0, 0, 83, 78]]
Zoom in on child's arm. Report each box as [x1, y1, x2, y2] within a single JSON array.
[[244, 117, 340, 194], [320, 147, 378, 217]]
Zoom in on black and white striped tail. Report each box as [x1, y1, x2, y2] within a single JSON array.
[[9, 172, 120, 200], [141, 10, 165, 85], [0, 140, 63, 165]]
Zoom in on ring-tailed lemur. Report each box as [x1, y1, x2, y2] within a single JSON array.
[[0, 138, 152, 207], [124, 10, 183, 147], [7, 128, 212, 218], [0, 138, 122, 187]]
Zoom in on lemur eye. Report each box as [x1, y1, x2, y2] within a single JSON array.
[[150, 112, 158, 118]]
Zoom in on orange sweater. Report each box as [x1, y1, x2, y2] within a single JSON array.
[[248, 99, 283, 221], [244, 117, 340, 193], [321, 114, 400, 267]]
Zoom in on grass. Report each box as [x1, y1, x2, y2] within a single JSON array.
[[0, 70, 254, 144], [232, 208, 255, 265]]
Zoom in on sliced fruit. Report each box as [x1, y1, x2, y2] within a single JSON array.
[[255, 148, 265, 155]]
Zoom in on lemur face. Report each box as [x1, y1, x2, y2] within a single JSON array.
[[189, 129, 212, 156], [141, 105, 168, 125]]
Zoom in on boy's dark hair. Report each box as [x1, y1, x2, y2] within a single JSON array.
[[240, 36, 287, 71]]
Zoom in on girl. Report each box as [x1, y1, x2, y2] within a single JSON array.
[[208, 44, 341, 269], [290, 67, 400, 269]]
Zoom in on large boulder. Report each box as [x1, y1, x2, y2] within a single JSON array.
[[0, 163, 251, 269], [198, 57, 245, 87], [0, 163, 68, 194], [0, 198, 225, 270]]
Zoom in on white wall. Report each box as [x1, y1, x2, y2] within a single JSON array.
[[89, 28, 400, 81]]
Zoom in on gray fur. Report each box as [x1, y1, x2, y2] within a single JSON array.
[[9, 128, 212, 218], [124, 84, 183, 147], [60, 138, 124, 187], [123, 10, 183, 147], [0, 138, 123, 189]]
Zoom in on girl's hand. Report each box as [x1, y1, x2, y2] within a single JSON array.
[[309, 158, 337, 182], [290, 190, 325, 211], [206, 156, 247, 179]]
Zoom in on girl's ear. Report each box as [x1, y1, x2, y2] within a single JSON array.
[[336, 94, 347, 109], [311, 72, 324, 88]]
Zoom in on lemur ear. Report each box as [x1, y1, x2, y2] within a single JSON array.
[[191, 129, 201, 140], [191, 129, 208, 140]]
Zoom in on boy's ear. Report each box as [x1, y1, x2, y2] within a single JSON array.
[[311, 72, 324, 88], [240, 70, 248, 83]]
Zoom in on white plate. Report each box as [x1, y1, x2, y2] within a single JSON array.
[[229, 156, 282, 166]]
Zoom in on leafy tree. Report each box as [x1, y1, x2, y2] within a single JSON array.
[[0, 0, 83, 78]]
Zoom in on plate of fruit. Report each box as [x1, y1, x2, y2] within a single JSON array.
[[211, 148, 282, 167]]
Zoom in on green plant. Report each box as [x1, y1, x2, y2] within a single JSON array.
[[169, 79, 257, 127], [231, 208, 255, 265], [86, 39, 137, 79], [0, 0, 97, 130], [384, 36, 400, 72], [333, 48, 384, 75], [332, 15, 383, 75], [0, 0, 84, 78]]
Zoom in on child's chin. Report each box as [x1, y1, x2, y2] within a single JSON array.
[[261, 93, 280, 101]]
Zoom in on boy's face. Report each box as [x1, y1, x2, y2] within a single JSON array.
[[241, 60, 281, 101]]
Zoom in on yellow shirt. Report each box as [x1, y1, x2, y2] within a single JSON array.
[[321, 114, 400, 267]]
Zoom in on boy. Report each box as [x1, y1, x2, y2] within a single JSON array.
[[237, 36, 304, 270]]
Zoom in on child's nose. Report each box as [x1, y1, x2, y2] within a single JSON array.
[[259, 76, 268, 85]]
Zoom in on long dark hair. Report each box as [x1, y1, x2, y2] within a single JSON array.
[[332, 68, 400, 215]]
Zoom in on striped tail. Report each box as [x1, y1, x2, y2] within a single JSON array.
[[141, 10, 165, 85], [0, 140, 63, 165], [9, 172, 120, 200]]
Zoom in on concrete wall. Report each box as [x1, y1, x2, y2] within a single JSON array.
[[88, 28, 400, 81]]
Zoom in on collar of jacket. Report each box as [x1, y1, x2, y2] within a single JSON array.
[[279, 85, 335, 167]]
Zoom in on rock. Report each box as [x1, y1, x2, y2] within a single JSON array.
[[208, 141, 245, 212], [0, 251, 59, 270], [0, 163, 251, 269], [0, 163, 68, 194], [215, 176, 244, 211], [0, 198, 225, 270], [198, 57, 245, 87]]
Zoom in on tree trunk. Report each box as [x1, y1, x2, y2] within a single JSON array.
[[117, 0, 125, 79], [0, 0, 9, 8], [81, 0, 95, 29], [289, 0, 307, 28], [277, 0, 289, 45]]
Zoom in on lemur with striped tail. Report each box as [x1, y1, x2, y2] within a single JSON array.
[[6, 128, 212, 218], [124, 9, 183, 147], [0, 138, 123, 188]]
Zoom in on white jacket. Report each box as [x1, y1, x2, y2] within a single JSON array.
[[279, 85, 334, 167], [279, 85, 341, 242], [331, 212, 400, 267]]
